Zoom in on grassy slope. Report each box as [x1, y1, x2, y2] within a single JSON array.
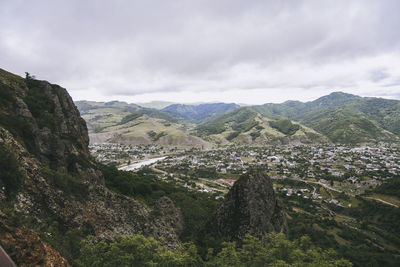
[[195, 107, 327, 145], [76, 92, 400, 145], [76, 101, 211, 147], [252, 92, 400, 144]]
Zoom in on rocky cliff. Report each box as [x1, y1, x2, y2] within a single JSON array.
[[0, 69, 182, 265], [216, 168, 288, 241]]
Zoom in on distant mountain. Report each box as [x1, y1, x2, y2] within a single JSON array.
[[254, 92, 400, 143], [162, 103, 239, 122], [75, 100, 211, 147], [137, 101, 177, 109], [75, 100, 179, 132], [76, 92, 400, 145]]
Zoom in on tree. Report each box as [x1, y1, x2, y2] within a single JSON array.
[[25, 72, 36, 80]]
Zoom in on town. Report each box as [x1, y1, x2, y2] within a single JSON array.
[[90, 142, 400, 208]]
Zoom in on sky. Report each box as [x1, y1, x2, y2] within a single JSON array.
[[1, 0, 400, 104]]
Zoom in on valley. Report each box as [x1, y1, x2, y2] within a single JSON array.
[[2, 1, 400, 266], [91, 142, 400, 203], [1, 68, 399, 266], [81, 94, 400, 265], [91, 141, 400, 266], [76, 91, 400, 149]]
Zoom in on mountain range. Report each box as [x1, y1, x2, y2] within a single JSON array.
[[162, 102, 240, 122], [1, 68, 398, 266], [76, 92, 400, 145]]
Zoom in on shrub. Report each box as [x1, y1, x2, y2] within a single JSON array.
[[119, 112, 143, 125], [76, 233, 352, 267], [24, 79, 57, 130], [41, 167, 88, 200], [226, 131, 240, 141], [0, 144, 21, 198], [269, 119, 300, 135]]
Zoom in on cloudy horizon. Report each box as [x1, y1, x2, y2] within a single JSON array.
[[1, 0, 399, 104]]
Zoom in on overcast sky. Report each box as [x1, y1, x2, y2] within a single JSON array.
[[1, 0, 400, 104]]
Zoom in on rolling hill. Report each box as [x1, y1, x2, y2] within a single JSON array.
[[162, 103, 239, 122], [195, 107, 328, 145], [75, 100, 211, 147], [253, 92, 400, 143], [76, 92, 400, 146]]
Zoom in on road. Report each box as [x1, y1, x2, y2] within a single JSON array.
[[272, 176, 399, 208], [364, 196, 399, 208], [118, 156, 167, 171]]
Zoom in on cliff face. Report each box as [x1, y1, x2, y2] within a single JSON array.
[[0, 69, 182, 265], [0, 70, 91, 173], [216, 168, 288, 241]]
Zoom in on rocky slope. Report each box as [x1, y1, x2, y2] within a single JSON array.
[[0, 211, 68, 267], [216, 168, 288, 241], [0, 69, 183, 265]]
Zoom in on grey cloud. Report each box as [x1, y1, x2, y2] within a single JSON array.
[[1, 0, 400, 102], [369, 69, 389, 82]]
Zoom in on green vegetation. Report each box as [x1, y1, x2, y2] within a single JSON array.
[[0, 114, 36, 153], [254, 92, 400, 143], [269, 119, 300, 135], [196, 108, 258, 136], [356, 98, 400, 136], [40, 221, 85, 262], [232, 119, 258, 133], [100, 164, 219, 252], [250, 131, 261, 140], [24, 78, 57, 130], [139, 108, 180, 123], [194, 106, 324, 143], [0, 144, 21, 198], [74, 100, 203, 146], [226, 131, 240, 141], [284, 194, 400, 267], [75, 92, 400, 145], [162, 103, 239, 122], [369, 178, 400, 198], [0, 81, 37, 153], [196, 121, 226, 135], [41, 167, 88, 200], [147, 130, 167, 141], [0, 82, 16, 105], [301, 108, 385, 143], [119, 112, 143, 124], [76, 232, 351, 267]]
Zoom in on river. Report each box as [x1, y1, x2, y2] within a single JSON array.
[[118, 156, 167, 171]]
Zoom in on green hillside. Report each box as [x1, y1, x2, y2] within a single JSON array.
[[195, 107, 327, 145], [269, 119, 300, 136], [300, 108, 394, 143], [162, 102, 239, 122], [252, 92, 400, 144], [76, 92, 400, 145]]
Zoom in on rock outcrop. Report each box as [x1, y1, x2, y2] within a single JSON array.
[[216, 168, 288, 241], [0, 68, 182, 265]]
